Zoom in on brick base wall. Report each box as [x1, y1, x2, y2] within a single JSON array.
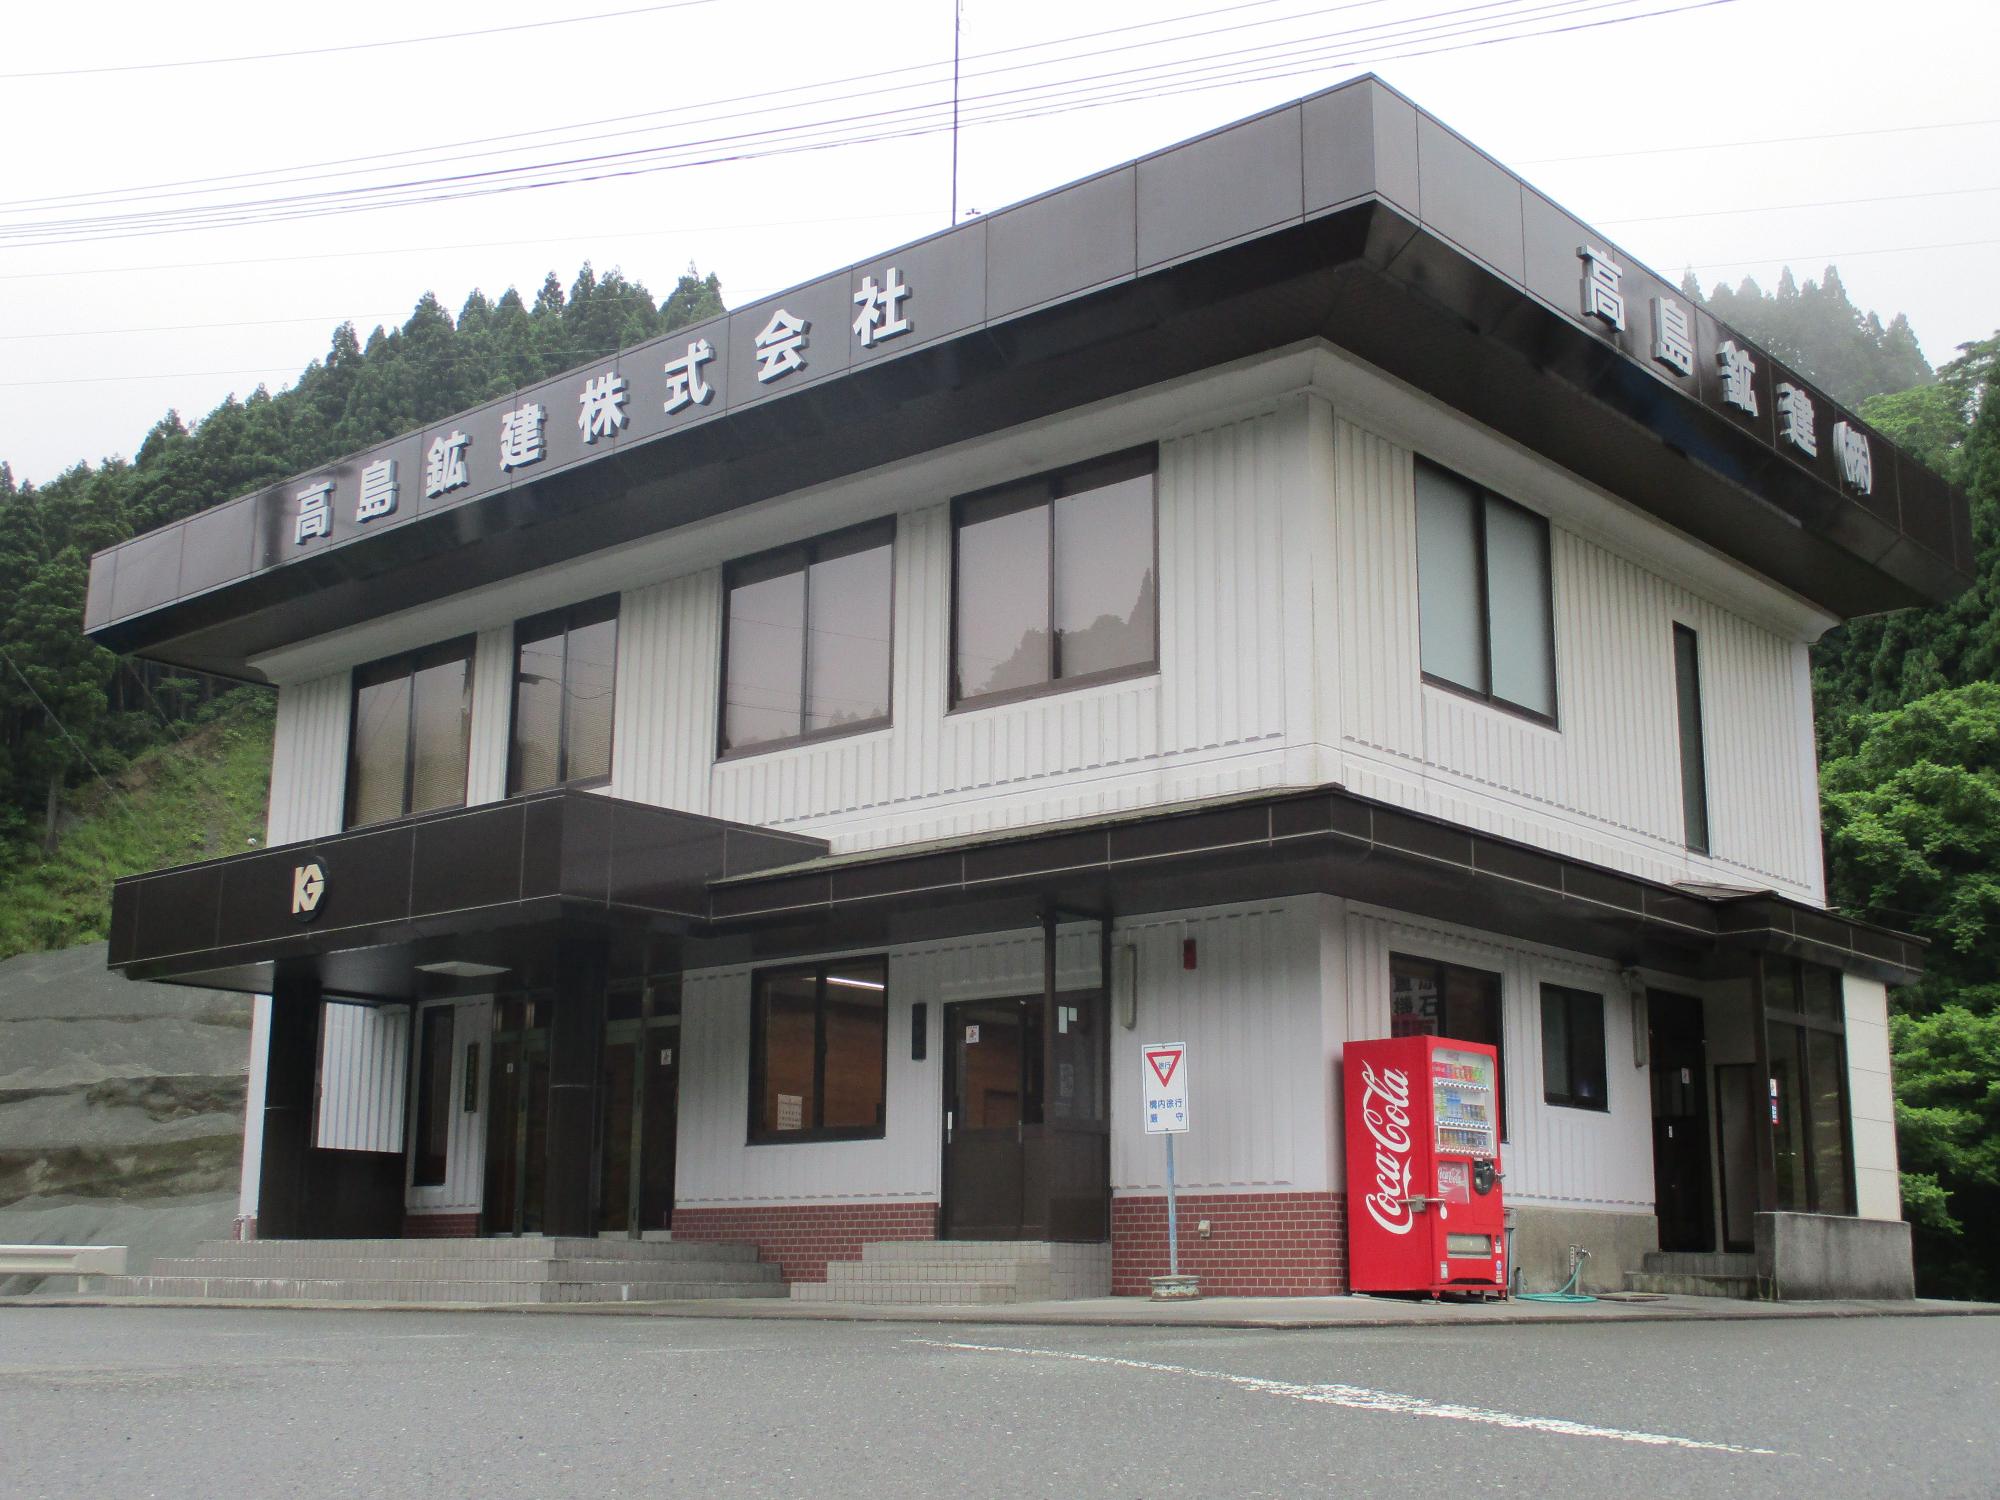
[[672, 1202, 939, 1284], [1111, 1191, 1346, 1296], [403, 1212, 481, 1238]]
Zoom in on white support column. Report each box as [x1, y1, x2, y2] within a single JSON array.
[[1842, 973, 1902, 1221]]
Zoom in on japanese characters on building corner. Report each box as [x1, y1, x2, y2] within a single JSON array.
[[1572, 243, 1874, 499], [291, 264, 916, 546]]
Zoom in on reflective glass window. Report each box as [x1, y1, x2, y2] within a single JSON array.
[[724, 525, 893, 753], [1540, 984, 1608, 1111], [509, 598, 618, 793], [953, 448, 1157, 706], [345, 639, 473, 829], [1673, 623, 1710, 853], [749, 958, 888, 1142], [1414, 457, 1556, 721]]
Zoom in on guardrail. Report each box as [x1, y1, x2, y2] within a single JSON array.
[[0, 1244, 128, 1286]]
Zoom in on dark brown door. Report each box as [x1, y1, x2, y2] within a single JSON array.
[[941, 991, 1109, 1242], [1648, 990, 1714, 1252], [637, 1025, 679, 1232], [1714, 1062, 1758, 1252], [484, 1024, 548, 1235], [943, 999, 1043, 1238], [598, 1036, 637, 1234]]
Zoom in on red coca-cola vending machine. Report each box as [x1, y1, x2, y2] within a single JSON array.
[[1344, 1036, 1507, 1296]]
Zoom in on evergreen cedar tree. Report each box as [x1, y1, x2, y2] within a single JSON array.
[[2, 255, 1997, 1296]]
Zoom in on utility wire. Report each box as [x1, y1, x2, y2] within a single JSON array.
[[1522, 116, 2000, 165], [0, 0, 726, 81], [0, 648, 136, 817], [0, 0, 1732, 247], [1597, 183, 2000, 227], [0, 0, 1339, 209], [0, 0, 1587, 229]]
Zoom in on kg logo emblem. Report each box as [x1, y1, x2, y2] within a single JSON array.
[[291, 859, 327, 922]]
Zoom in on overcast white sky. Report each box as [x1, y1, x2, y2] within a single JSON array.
[[3, 0, 1995, 487]]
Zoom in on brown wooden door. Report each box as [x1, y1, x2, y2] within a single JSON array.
[[484, 1027, 548, 1235], [941, 991, 1109, 1242], [1648, 990, 1715, 1252], [637, 1025, 679, 1232], [943, 999, 1042, 1238]]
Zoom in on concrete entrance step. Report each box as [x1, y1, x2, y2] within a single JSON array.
[[1624, 1251, 1759, 1300], [107, 1274, 785, 1304], [796, 1240, 1110, 1306], [166, 1236, 762, 1264], [100, 1235, 782, 1303]]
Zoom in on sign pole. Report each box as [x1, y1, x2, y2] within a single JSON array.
[[1141, 1039, 1196, 1299]]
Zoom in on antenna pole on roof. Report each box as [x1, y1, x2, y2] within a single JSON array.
[[951, 1, 962, 224]]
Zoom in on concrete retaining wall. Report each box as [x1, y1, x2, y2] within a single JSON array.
[[1757, 1211, 1914, 1300]]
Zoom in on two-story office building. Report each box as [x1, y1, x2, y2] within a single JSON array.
[[86, 78, 1966, 1301]]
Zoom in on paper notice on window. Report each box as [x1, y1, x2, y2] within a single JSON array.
[[776, 1094, 803, 1131]]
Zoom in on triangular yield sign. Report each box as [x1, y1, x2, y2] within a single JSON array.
[[1146, 1048, 1181, 1088]]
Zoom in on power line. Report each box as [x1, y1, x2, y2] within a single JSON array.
[[0, 313, 404, 343], [1597, 183, 2000, 226], [0, 211, 936, 283], [0, 0, 1331, 211], [0, 0, 1732, 248], [1679, 235, 2000, 272], [0, 647, 135, 818], [0, 0, 1569, 229], [1521, 116, 2000, 165], [0, 0, 725, 81]]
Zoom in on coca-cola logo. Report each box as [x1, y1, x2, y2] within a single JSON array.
[[1359, 1061, 1415, 1235]]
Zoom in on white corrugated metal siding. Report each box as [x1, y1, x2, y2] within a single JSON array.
[[265, 672, 349, 844], [314, 1002, 409, 1154], [1340, 903, 1654, 1211], [1110, 901, 1328, 1194], [1327, 412, 1825, 903], [606, 408, 1297, 851], [466, 626, 513, 805], [1842, 975, 1901, 1222]]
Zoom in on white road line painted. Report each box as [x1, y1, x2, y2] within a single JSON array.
[[912, 1338, 1778, 1456]]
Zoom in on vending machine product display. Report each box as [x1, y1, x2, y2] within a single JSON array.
[[1343, 1036, 1507, 1296]]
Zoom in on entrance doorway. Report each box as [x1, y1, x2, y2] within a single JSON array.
[[598, 1013, 680, 1234], [1648, 990, 1715, 1253], [941, 991, 1108, 1241], [484, 996, 549, 1235]]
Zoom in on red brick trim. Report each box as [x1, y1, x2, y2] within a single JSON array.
[[672, 1201, 938, 1284], [1111, 1191, 1346, 1296], [403, 1212, 481, 1238]]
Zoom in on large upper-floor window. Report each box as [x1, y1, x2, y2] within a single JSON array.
[[345, 638, 474, 829], [722, 522, 894, 755], [952, 446, 1158, 708], [1391, 952, 1508, 1138], [748, 957, 888, 1143], [1414, 458, 1557, 721], [510, 596, 618, 793]]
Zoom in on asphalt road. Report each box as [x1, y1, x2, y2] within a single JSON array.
[[1, 1307, 1995, 1498]]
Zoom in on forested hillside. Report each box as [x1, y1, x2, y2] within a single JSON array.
[[0, 260, 723, 866], [1688, 268, 2000, 1298], [2, 255, 1995, 1297]]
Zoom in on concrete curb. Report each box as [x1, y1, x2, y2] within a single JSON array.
[[5, 1292, 1995, 1331]]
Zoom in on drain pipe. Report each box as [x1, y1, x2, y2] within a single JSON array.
[[1504, 1207, 1519, 1296]]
